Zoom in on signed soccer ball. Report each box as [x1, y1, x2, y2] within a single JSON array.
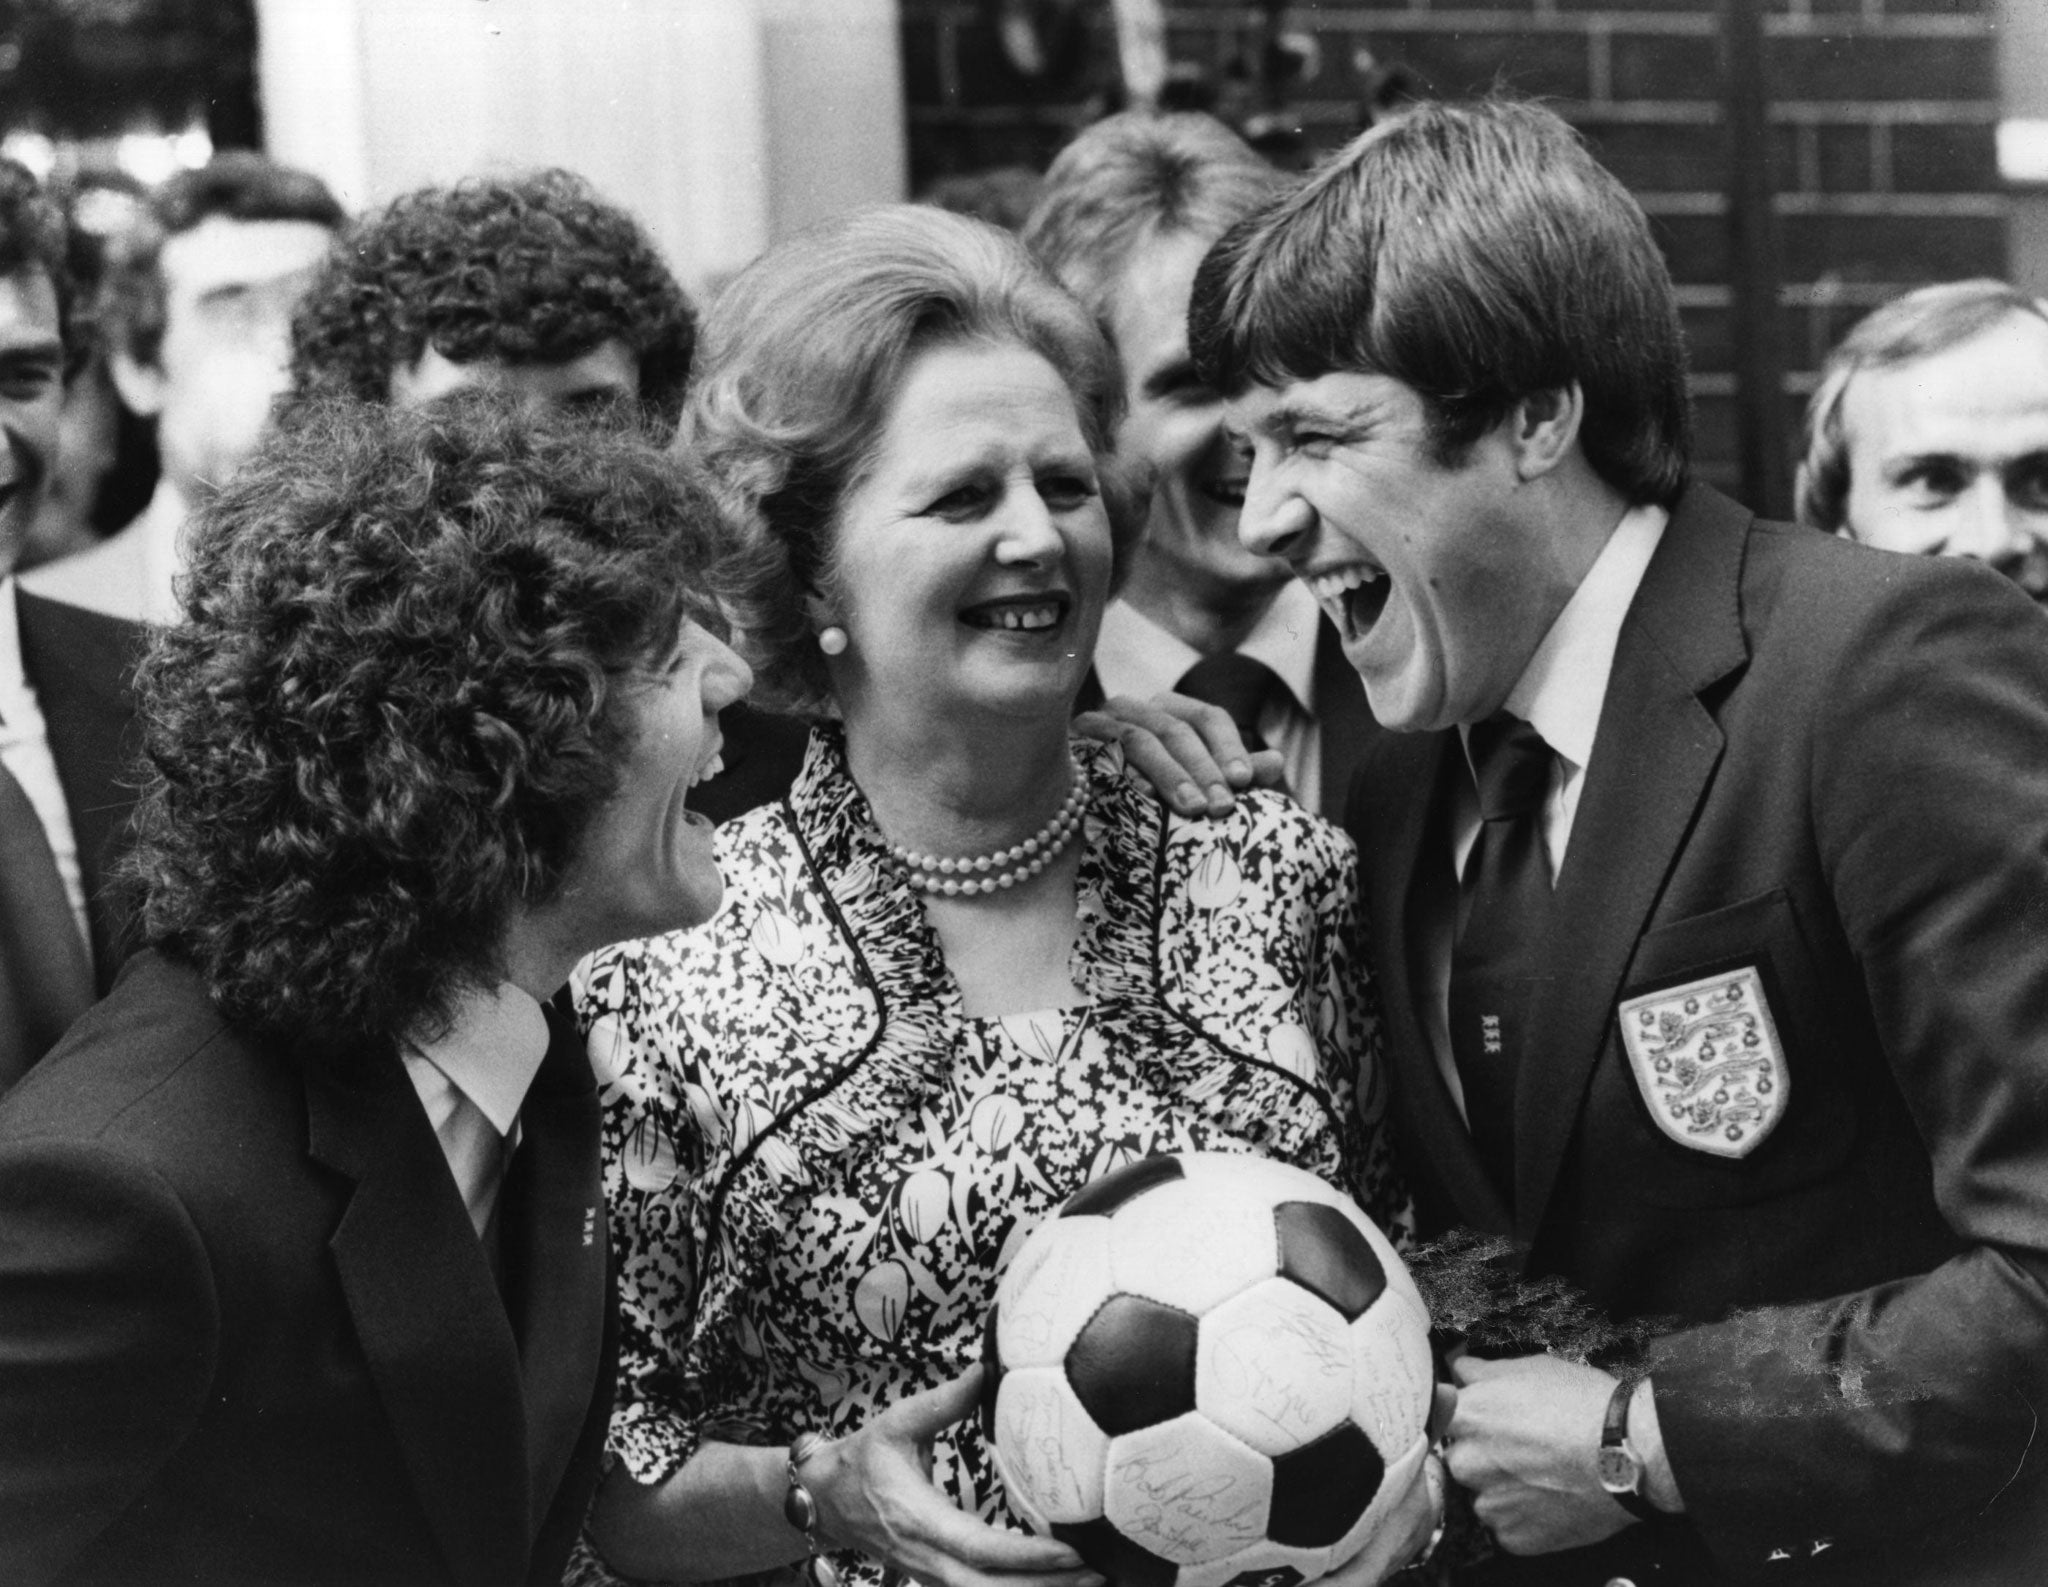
[[981, 1153, 1434, 1587]]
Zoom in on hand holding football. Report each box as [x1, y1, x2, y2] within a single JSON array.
[[981, 1153, 1437, 1587]]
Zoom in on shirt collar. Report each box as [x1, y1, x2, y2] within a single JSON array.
[[1503, 501, 1669, 772], [405, 980, 551, 1137], [138, 480, 191, 626], [0, 577, 23, 711], [1093, 578, 1322, 714]]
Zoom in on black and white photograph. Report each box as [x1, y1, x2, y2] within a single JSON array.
[[2, 3, 2044, 1584]]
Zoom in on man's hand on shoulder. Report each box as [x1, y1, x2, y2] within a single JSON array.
[[1073, 692, 1285, 817]]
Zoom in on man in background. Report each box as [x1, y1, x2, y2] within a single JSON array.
[[25, 152, 343, 624], [1026, 112, 1375, 815], [20, 171, 159, 570], [9, 155, 341, 1057], [1797, 278, 2048, 599], [1, 157, 106, 1084], [279, 167, 803, 820]]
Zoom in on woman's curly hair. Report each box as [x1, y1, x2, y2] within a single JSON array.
[[283, 169, 695, 431], [126, 390, 733, 1058], [683, 203, 1148, 716]]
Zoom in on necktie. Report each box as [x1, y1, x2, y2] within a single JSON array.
[[0, 718, 96, 1091], [1447, 712, 1554, 1205], [1176, 651, 1284, 756]]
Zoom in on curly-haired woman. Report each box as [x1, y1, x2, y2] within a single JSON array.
[[577, 206, 1437, 1587], [0, 392, 749, 1587]]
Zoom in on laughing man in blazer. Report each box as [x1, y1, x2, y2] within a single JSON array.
[[1185, 99, 2048, 1584], [0, 395, 751, 1585]]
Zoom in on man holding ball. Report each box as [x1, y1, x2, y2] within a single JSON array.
[[1150, 95, 2048, 1585]]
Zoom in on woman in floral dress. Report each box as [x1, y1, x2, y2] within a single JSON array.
[[575, 206, 1421, 1587]]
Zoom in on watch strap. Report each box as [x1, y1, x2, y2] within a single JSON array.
[[1600, 1376, 1661, 1522]]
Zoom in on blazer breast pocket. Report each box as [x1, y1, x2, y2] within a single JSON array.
[[1589, 887, 1857, 1209]]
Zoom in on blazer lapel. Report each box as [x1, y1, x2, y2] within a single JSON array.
[[307, 1053, 531, 1587], [1512, 486, 1753, 1240], [1352, 729, 1512, 1235], [16, 590, 147, 989], [498, 1004, 608, 1535], [0, 759, 94, 1089]]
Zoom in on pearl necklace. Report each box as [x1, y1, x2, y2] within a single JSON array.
[[884, 754, 1089, 898]]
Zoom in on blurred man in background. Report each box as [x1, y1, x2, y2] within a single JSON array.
[[1026, 112, 1375, 815], [9, 155, 341, 1059], [1797, 278, 2048, 601], [0, 157, 97, 1085], [20, 172, 159, 571], [25, 152, 343, 624]]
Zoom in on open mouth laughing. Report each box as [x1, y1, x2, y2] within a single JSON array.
[[1308, 564, 1391, 643], [960, 593, 1071, 634], [682, 737, 726, 824], [1198, 474, 1247, 510]]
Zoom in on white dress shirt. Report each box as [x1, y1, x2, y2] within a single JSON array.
[[0, 578, 91, 949], [134, 479, 191, 626], [1094, 578, 1328, 812], [1427, 502, 1670, 1114], [401, 981, 552, 1238]]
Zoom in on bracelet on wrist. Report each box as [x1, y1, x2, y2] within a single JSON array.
[[784, 1431, 842, 1587]]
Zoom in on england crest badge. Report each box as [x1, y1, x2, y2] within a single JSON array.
[[1617, 965, 1787, 1159]]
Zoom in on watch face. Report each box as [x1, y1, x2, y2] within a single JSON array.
[[1596, 1443, 1642, 1494]]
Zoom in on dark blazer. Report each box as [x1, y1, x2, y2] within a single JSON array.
[[14, 589, 146, 990], [1076, 614, 1380, 815], [0, 951, 615, 1587], [0, 591, 145, 1088], [1349, 484, 2048, 1585]]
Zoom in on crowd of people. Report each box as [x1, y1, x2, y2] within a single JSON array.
[[2, 85, 2046, 1587]]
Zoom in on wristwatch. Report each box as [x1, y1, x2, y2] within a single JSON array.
[[1596, 1376, 1661, 1523], [784, 1431, 842, 1587]]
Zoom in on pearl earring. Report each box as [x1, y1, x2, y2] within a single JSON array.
[[818, 626, 849, 657]]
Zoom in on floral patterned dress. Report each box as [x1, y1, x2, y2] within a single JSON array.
[[575, 728, 1409, 1586]]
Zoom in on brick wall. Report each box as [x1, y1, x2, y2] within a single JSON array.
[[899, 0, 2006, 499]]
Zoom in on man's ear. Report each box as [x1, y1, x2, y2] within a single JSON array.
[[107, 347, 167, 420], [1508, 383, 1583, 482]]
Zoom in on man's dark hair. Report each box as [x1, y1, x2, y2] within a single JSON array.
[[285, 169, 696, 430], [0, 157, 74, 353], [1189, 97, 1691, 505], [126, 391, 736, 1057], [104, 152, 346, 369]]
